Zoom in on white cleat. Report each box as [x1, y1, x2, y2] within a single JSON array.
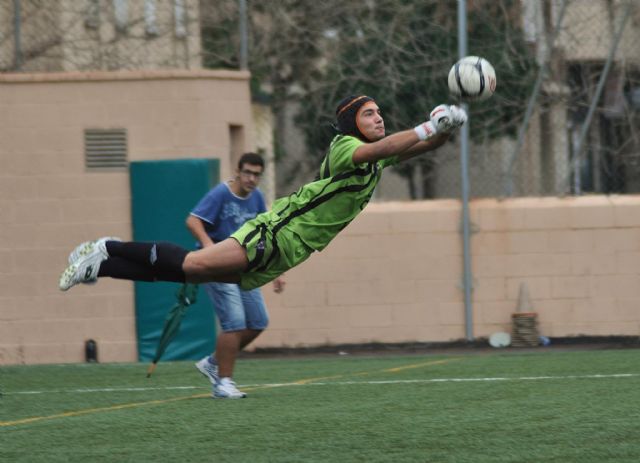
[[68, 236, 120, 264], [59, 238, 112, 291], [213, 378, 247, 399]]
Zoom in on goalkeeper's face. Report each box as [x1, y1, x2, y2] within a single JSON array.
[[356, 101, 385, 141]]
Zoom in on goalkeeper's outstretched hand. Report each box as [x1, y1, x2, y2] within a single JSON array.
[[414, 104, 468, 141], [429, 105, 452, 132], [448, 105, 468, 129], [414, 105, 451, 141], [429, 104, 467, 133]]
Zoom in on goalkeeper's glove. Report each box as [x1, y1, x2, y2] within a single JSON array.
[[413, 120, 438, 141], [430, 104, 468, 134], [414, 105, 446, 140], [429, 104, 453, 133], [448, 105, 468, 129], [414, 104, 468, 141], [414, 105, 452, 140]]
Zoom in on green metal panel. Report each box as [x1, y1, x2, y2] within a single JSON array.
[[129, 158, 219, 362]]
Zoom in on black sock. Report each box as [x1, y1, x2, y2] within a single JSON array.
[[100, 241, 188, 282], [98, 257, 156, 281], [106, 241, 154, 263]]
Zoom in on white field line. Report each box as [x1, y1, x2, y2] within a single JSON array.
[[4, 386, 203, 395], [4, 373, 639, 395]]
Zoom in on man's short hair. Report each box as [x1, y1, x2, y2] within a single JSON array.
[[238, 152, 265, 170]]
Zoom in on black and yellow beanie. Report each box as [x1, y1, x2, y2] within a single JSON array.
[[335, 95, 375, 142]]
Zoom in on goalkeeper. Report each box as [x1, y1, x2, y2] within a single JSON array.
[[59, 95, 467, 291]]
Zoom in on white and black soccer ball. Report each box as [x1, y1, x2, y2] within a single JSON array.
[[448, 56, 496, 101]]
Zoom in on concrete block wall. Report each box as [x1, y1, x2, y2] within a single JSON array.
[[258, 196, 640, 349], [0, 70, 252, 365], [2, 72, 639, 365]]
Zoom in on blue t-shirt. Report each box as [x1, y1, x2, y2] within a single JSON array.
[[190, 182, 267, 245]]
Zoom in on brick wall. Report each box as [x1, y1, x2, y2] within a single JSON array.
[[258, 196, 640, 348], [0, 70, 252, 364]]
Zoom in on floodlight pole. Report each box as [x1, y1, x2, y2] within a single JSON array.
[[458, 0, 473, 342], [13, 0, 22, 71], [238, 0, 248, 70]]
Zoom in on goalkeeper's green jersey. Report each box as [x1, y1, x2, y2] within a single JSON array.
[[232, 134, 398, 289], [259, 134, 397, 251]]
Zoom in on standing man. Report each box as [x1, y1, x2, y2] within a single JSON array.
[[187, 152, 285, 399]]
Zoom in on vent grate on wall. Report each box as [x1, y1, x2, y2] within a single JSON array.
[[84, 129, 128, 170]]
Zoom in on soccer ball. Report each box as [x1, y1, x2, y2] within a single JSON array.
[[448, 56, 496, 101]]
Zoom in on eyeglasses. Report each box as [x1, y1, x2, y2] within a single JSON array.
[[240, 169, 263, 179]]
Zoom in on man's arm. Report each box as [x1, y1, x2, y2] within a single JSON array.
[[352, 129, 423, 164], [353, 104, 466, 164], [186, 214, 215, 247], [396, 132, 450, 163]]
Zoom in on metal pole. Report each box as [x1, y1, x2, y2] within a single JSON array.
[[504, 0, 568, 196], [238, 0, 248, 70], [13, 0, 22, 71], [572, 1, 631, 195], [458, 0, 473, 342]]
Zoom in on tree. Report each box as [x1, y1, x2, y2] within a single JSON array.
[[295, 0, 537, 198], [200, 0, 538, 197]]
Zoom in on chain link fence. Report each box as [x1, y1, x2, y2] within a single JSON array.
[[505, 0, 640, 198], [2, 0, 639, 200], [201, 0, 640, 200], [0, 0, 200, 72]]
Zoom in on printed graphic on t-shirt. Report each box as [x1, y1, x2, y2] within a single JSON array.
[[220, 202, 260, 230]]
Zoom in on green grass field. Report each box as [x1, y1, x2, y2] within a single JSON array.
[[2, 348, 639, 462]]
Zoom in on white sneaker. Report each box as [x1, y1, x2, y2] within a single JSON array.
[[68, 236, 120, 264], [58, 239, 111, 291], [213, 378, 247, 399], [195, 356, 219, 386]]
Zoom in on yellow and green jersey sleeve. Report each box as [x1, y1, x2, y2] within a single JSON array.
[[319, 135, 399, 178]]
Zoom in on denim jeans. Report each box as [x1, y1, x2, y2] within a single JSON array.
[[202, 282, 269, 332]]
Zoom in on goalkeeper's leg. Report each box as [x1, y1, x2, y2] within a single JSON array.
[[59, 238, 248, 291], [99, 241, 189, 282]]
